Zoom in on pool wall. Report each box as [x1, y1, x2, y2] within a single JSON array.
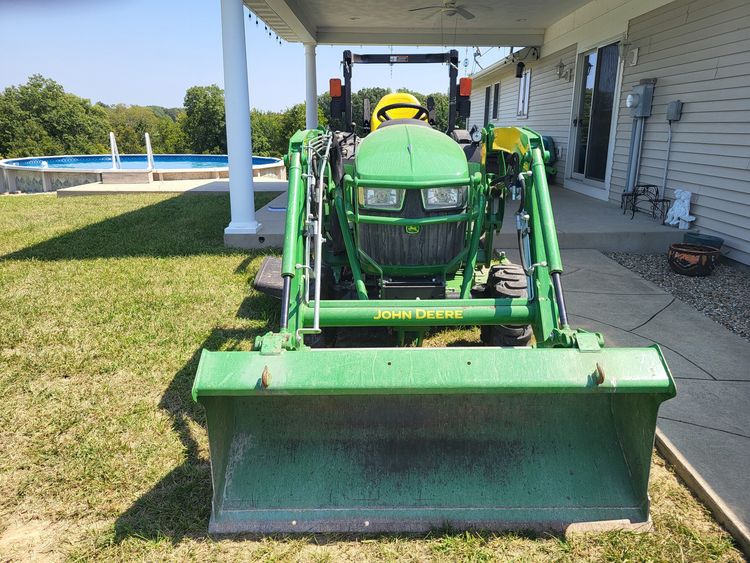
[[0, 154, 286, 194]]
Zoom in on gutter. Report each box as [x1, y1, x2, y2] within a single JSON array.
[[471, 46, 539, 84]]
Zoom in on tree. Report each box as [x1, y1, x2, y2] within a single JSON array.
[[250, 104, 328, 158], [250, 109, 282, 157], [0, 75, 110, 158], [182, 85, 227, 154], [281, 103, 327, 138], [102, 104, 189, 154], [105, 104, 160, 153], [155, 112, 189, 153], [0, 76, 464, 163]]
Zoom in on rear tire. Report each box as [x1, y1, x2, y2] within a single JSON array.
[[478, 262, 534, 347]]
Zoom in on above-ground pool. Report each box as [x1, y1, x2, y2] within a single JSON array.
[[0, 153, 285, 193]]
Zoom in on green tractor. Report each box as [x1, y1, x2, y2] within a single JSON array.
[[193, 51, 675, 534]]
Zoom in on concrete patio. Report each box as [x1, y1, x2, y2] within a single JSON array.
[[560, 249, 750, 553], [58, 180, 688, 252], [56, 177, 286, 197], [228, 184, 687, 252]]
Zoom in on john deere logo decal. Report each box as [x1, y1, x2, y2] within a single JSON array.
[[405, 225, 421, 235]]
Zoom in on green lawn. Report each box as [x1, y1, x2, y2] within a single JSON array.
[[0, 193, 742, 561]]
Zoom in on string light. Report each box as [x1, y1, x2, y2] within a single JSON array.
[[248, 11, 282, 45]]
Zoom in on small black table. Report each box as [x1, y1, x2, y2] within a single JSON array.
[[621, 184, 671, 222]]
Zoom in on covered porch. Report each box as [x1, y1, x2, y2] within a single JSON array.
[[218, 0, 678, 250]]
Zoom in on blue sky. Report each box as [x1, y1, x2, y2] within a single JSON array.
[[0, 0, 506, 111]]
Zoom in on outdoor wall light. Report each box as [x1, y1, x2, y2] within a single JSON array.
[[618, 41, 631, 59], [515, 61, 525, 78], [555, 60, 567, 79]]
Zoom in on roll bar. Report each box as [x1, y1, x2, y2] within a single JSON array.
[[330, 50, 471, 134]]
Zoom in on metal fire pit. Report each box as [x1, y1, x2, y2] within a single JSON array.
[[668, 243, 721, 276]]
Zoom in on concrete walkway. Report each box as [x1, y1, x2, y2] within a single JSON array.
[[56, 177, 286, 196], [561, 249, 750, 553]]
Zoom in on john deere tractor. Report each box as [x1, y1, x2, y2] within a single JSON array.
[[193, 51, 675, 534]]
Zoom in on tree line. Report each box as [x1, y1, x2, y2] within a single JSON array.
[[0, 75, 456, 160]]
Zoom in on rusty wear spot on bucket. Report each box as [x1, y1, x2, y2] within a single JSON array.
[[261, 365, 271, 388], [595, 363, 605, 385]]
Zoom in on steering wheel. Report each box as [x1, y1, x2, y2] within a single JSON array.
[[376, 102, 429, 123]]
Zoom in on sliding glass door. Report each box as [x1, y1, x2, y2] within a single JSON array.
[[572, 42, 620, 184]]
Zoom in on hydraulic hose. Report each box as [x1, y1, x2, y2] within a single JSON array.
[[552, 272, 570, 328], [280, 277, 291, 329], [280, 149, 304, 330], [312, 135, 333, 330], [515, 173, 530, 275]]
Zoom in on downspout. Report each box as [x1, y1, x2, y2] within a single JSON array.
[[661, 119, 673, 191]]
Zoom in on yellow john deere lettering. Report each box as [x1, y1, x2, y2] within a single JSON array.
[[373, 309, 464, 320]]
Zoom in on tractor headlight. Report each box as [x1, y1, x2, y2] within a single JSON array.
[[359, 187, 404, 210], [422, 186, 468, 210]]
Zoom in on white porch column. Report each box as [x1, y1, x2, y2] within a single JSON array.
[[221, 0, 260, 235], [304, 43, 318, 129]]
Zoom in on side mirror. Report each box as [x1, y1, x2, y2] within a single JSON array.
[[425, 96, 436, 125], [363, 97, 371, 131]]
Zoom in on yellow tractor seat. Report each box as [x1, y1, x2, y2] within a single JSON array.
[[370, 92, 429, 131]]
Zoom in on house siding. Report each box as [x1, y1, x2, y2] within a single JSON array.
[[467, 88, 486, 130], [466, 0, 750, 264], [469, 45, 578, 182], [610, 0, 750, 263]]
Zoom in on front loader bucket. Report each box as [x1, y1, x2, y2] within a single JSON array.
[[193, 346, 675, 534]]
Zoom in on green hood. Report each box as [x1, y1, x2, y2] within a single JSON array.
[[355, 124, 469, 185]]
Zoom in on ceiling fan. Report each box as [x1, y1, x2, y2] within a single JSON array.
[[408, 1, 476, 20]]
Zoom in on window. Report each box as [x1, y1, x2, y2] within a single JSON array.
[[517, 69, 531, 118], [483, 86, 491, 124], [492, 83, 500, 119]]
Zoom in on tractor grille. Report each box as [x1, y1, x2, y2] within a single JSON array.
[[358, 190, 466, 267]]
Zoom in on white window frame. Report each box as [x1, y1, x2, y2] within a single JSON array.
[[517, 69, 531, 118]]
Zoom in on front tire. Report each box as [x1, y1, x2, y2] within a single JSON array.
[[477, 262, 534, 347]]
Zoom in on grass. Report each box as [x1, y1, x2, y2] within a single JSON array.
[[0, 192, 743, 562]]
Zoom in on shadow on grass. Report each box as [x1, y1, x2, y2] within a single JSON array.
[[2, 192, 280, 261], [113, 286, 278, 542], [0, 192, 279, 541], [89, 194, 537, 545]]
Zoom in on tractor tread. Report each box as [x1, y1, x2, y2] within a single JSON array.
[[480, 262, 534, 347]]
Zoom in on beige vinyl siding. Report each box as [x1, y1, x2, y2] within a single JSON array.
[[610, 0, 750, 263], [470, 46, 577, 182], [466, 88, 486, 130]]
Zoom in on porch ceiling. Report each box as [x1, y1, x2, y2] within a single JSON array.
[[243, 0, 589, 46]]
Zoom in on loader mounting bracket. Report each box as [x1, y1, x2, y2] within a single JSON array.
[[543, 328, 604, 350], [255, 332, 290, 355]]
